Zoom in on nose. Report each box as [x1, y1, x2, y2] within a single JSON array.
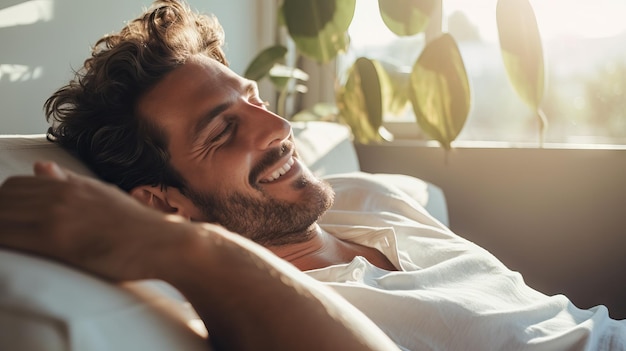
[[244, 104, 292, 149]]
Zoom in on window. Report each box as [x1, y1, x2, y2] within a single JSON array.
[[344, 0, 626, 145]]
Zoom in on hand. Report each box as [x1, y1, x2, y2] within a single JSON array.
[[0, 161, 182, 281]]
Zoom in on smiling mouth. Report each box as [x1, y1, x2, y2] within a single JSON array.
[[259, 156, 295, 183]]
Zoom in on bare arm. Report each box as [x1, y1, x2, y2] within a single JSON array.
[[0, 162, 399, 351]]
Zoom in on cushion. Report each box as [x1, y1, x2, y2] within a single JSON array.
[[0, 251, 207, 351], [0, 134, 94, 183]]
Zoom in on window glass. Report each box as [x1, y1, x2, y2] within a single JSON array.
[[344, 0, 626, 144]]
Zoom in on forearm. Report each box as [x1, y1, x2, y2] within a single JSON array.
[[152, 219, 399, 351]]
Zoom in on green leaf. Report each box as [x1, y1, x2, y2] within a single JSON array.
[[379, 61, 410, 115], [268, 64, 309, 91], [409, 33, 470, 149], [269, 65, 310, 82], [496, 0, 545, 111], [243, 45, 288, 81], [355, 58, 384, 133], [336, 57, 385, 143], [378, 0, 438, 36], [282, 0, 356, 63]]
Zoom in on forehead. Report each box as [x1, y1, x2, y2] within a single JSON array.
[[135, 55, 241, 128]]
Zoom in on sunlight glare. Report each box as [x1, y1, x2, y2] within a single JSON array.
[[444, 0, 626, 41], [349, 1, 397, 47], [0, 64, 43, 82], [0, 0, 54, 29], [531, 0, 626, 39], [351, 0, 626, 45]]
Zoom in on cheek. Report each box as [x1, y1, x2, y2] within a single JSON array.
[[190, 154, 255, 194]]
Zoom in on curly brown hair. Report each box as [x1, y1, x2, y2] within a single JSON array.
[[44, 0, 228, 192]]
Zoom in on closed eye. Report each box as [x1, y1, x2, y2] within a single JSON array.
[[195, 118, 235, 159], [211, 119, 235, 143]]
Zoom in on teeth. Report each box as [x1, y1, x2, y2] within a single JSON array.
[[263, 157, 294, 183]]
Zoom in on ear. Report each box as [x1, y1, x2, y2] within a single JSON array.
[[129, 185, 197, 220]]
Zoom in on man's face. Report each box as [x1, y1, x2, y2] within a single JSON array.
[[136, 55, 333, 245]]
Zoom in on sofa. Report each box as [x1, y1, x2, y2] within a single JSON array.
[[0, 121, 448, 350]]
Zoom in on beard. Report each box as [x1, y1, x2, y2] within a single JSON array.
[[184, 173, 335, 246]]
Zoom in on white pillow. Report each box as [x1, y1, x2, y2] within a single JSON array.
[[0, 134, 93, 183], [0, 249, 208, 350]]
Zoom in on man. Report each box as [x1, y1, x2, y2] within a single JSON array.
[[0, 1, 624, 350], [0, 1, 399, 348]]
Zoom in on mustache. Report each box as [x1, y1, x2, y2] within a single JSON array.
[[249, 141, 292, 186]]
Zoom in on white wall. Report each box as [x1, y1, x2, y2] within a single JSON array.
[[0, 0, 274, 134]]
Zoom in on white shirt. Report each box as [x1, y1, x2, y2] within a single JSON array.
[[308, 172, 625, 351]]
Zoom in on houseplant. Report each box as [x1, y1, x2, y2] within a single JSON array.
[[244, 0, 546, 148]]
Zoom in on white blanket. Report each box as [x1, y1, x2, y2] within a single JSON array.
[[309, 172, 626, 351]]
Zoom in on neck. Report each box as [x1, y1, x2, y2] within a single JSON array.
[[267, 224, 335, 270], [267, 224, 397, 272]]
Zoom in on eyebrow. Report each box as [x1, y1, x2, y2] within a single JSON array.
[[191, 80, 259, 143]]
